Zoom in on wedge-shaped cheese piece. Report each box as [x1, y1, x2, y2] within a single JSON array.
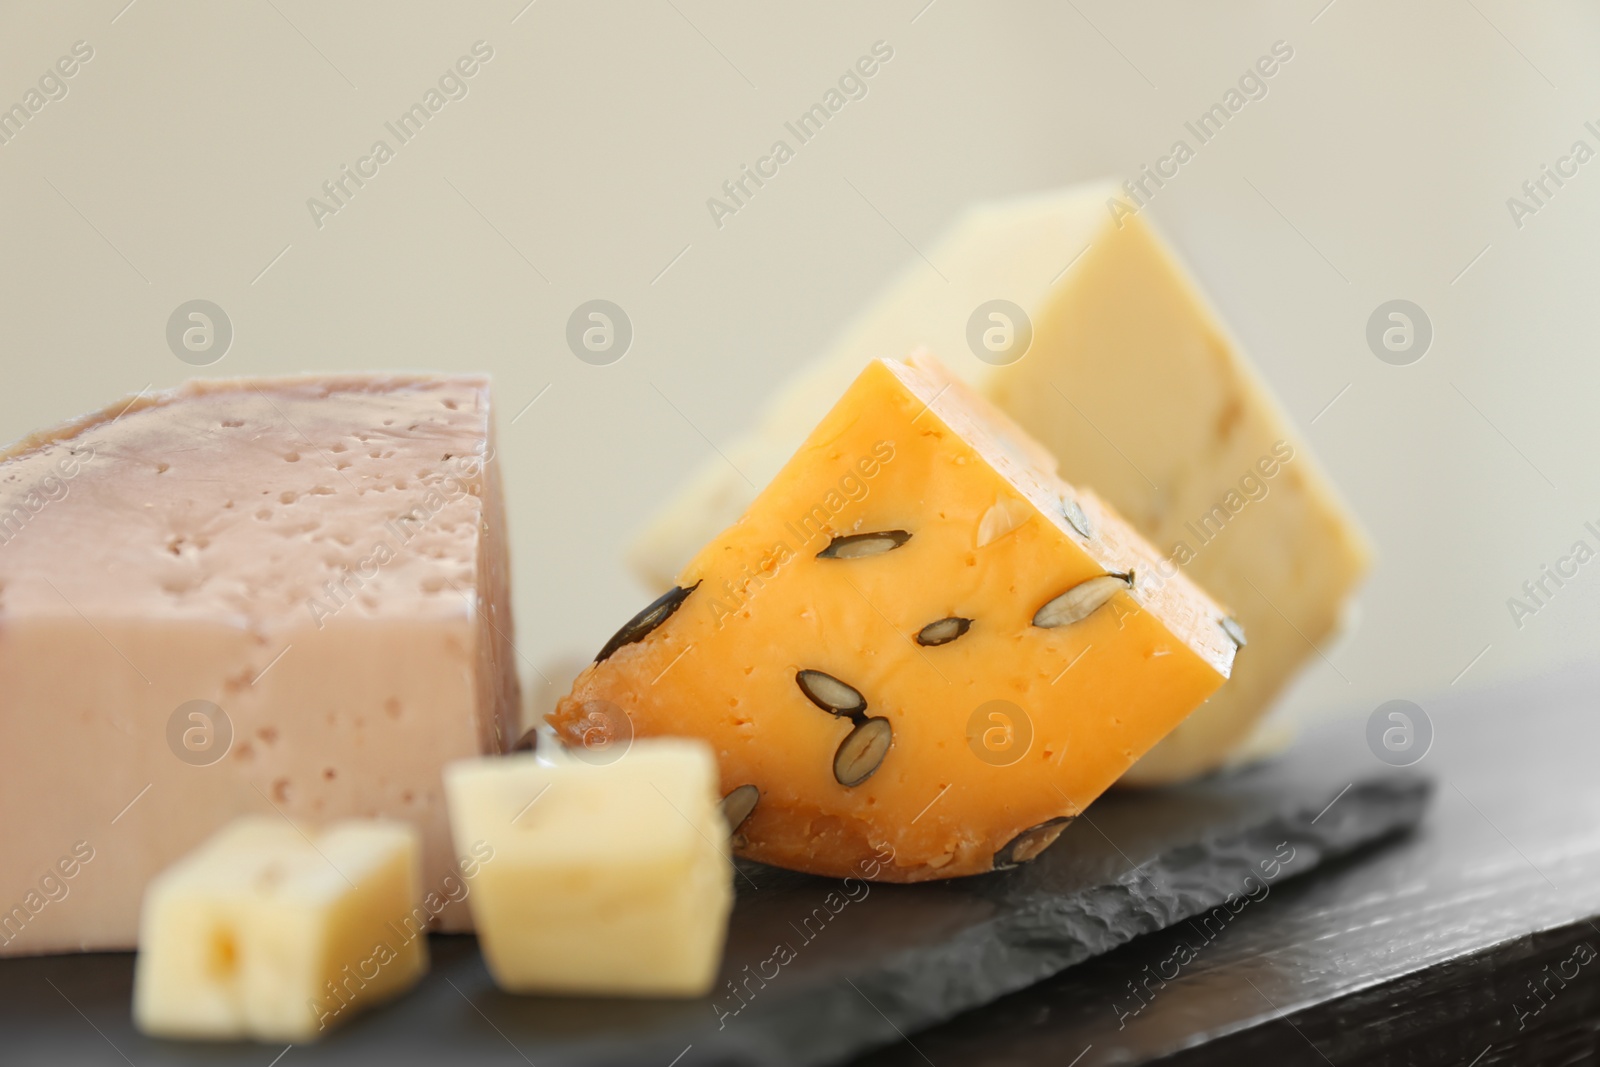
[[557, 355, 1236, 881], [133, 817, 427, 1042], [0, 375, 518, 955], [630, 183, 1370, 783], [444, 740, 731, 995]]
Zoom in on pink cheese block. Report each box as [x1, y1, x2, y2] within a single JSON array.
[[0, 374, 520, 954]]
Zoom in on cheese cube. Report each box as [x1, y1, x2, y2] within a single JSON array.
[[133, 817, 427, 1042], [444, 740, 732, 995], [0, 375, 519, 955], [629, 184, 1370, 783], [556, 355, 1236, 881]]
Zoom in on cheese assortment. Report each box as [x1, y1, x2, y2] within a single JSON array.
[[444, 740, 732, 996], [550, 355, 1237, 881], [0, 374, 518, 955], [0, 182, 1378, 1037], [132, 818, 427, 1042], [628, 183, 1371, 783]]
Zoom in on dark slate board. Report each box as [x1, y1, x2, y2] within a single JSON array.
[[0, 752, 1430, 1066], [851, 664, 1600, 1066]]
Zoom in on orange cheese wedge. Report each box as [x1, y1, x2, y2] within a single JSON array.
[[550, 354, 1237, 880]]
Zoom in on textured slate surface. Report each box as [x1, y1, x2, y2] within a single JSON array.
[[854, 665, 1600, 1066], [0, 751, 1430, 1067]]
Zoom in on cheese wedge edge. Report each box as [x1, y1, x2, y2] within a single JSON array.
[[556, 354, 1235, 881]]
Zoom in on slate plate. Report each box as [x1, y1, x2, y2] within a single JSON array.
[[1, 758, 1430, 1067]]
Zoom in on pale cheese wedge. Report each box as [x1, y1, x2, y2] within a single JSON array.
[[629, 183, 1371, 783]]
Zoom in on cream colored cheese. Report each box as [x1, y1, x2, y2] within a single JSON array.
[[133, 817, 427, 1042], [444, 740, 731, 995]]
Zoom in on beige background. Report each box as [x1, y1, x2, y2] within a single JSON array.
[[2, 0, 1597, 735]]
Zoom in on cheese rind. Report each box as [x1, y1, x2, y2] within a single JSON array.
[[0, 375, 518, 954], [444, 740, 732, 996], [132, 817, 427, 1042], [557, 355, 1234, 881], [629, 185, 1370, 782]]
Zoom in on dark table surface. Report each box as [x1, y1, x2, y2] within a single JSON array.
[[858, 663, 1600, 1066]]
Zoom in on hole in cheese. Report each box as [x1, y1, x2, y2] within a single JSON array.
[[205, 928, 239, 982]]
